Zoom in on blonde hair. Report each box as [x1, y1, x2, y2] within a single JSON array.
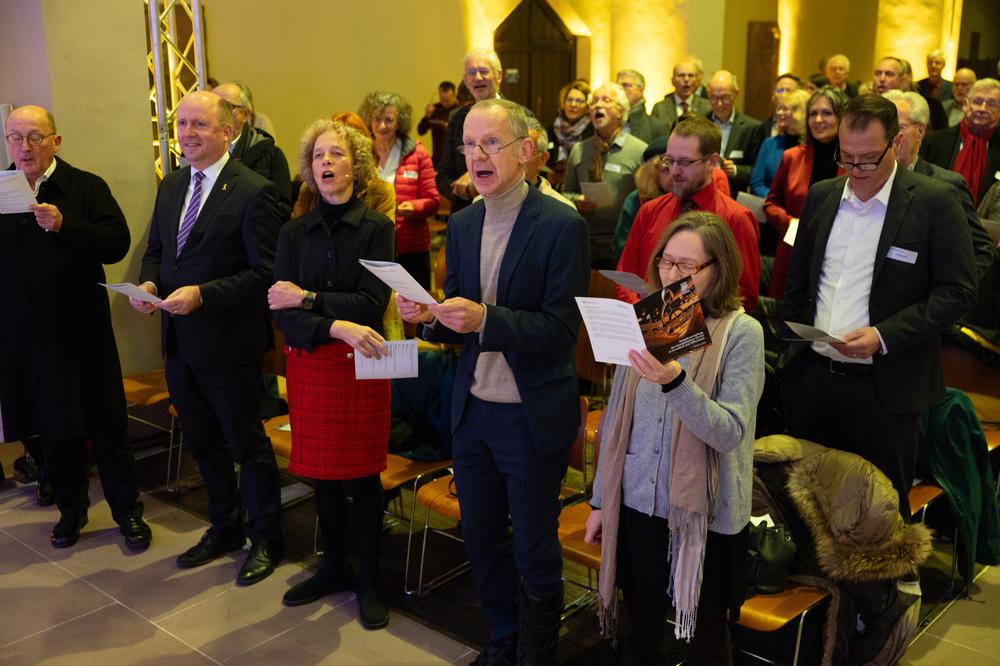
[[777, 89, 811, 139]]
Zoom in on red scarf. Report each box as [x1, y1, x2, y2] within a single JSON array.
[[954, 120, 995, 203]]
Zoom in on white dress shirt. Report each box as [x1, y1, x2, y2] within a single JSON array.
[[178, 150, 229, 233], [32, 158, 58, 196], [812, 162, 898, 363]]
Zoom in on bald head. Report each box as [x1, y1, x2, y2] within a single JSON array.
[[952, 68, 977, 104], [176, 91, 234, 170], [213, 82, 249, 135], [825, 54, 850, 87], [9, 104, 57, 134], [708, 70, 739, 121], [5, 105, 62, 186]]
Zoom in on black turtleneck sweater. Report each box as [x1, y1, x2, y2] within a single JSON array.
[[810, 139, 839, 185]]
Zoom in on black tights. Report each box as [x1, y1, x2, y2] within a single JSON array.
[[313, 475, 384, 587]]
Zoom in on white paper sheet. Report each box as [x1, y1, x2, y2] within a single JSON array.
[[580, 181, 611, 207], [359, 259, 437, 305], [598, 269, 651, 296], [782, 321, 845, 343], [736, 191, 766, 223], [100, 282, 163, 304], [575, 297, 646, 366], [0, 171, 37, 214], [354, 339, 419, 379], [783, 218, 799, 246]]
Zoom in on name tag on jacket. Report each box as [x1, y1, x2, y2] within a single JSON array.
[[729, 149, 744, 159], [887, 246, 918, 264], [402, 170, 419, 179], [604, 162, 622, 174]]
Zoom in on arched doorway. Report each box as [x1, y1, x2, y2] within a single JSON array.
[[494, 0, 577, 127]]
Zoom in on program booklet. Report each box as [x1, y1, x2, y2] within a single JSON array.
[[634, 276, 712, 362]]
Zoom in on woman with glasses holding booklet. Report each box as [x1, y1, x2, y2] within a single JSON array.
[[584, 211, 765, 665]]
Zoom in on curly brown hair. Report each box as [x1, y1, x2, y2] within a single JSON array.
[[297, 119, 376, 198]]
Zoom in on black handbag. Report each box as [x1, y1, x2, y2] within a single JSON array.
[[746, 522, 797, 595]]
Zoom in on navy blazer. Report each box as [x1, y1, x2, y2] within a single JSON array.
[[780, 168, 978, 415], [139, 158, 283, 368], [421, 186, 590, 454]]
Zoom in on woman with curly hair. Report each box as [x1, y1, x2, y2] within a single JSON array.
[[267, 119, 394, 629]]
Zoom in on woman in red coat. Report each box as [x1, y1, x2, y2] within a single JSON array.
[[268, 119, 394, 630], [764, 86, 848, 298], [361, 91, 441, 289]]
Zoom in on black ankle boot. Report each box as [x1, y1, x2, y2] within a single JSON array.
[[357, 584, 389, 630], [282, 560, 352, 607], [516, 583, 563, 666]]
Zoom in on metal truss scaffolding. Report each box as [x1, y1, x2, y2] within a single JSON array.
[[146, 0, 207, 179]]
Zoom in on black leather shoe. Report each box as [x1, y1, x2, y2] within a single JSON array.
[[36, 480, 55, 507], [51, 513, 88, 548], [237, 540, 283, 586], [282, 565, 352, 606], [176, 527, 246, 569], [358, 587, 389, 630], [13, 455, 37, 481], [470, 634, 517, 666], [118, 514, 152, 550]]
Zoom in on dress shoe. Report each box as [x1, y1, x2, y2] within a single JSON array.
[[237, 540, 284, 586], [36, 480, 55, 507], [176, 527, 246, 569], [282, 564, 353, 606], [358, 586, 389, 630], [51, 513, 89, 548], [470, 634, 518, 666], [13, 455, 38, 481], [118, 510, 152, 550]]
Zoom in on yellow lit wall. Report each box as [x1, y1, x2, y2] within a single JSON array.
[[723, 0, 779, 113], [778, 0, 879, 86], [874, 0, 963, 80], [609, 0, 689, 109]]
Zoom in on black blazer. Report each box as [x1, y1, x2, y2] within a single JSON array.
[[920, 124, 1000, 205], [1, 158, 130, 441], [231, 125, 292, 211], [708, 110, 762, 194], [139, 157, 283, 368], [780, 168, 978, 415], [271, 198, 395, 351], [420, 186, 590, 454], [650, 93, 712, 129]]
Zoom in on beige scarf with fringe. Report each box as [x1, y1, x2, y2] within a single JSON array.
[[596, 309, 741, 641]]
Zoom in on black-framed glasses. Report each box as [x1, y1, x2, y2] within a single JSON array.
[[835, 141, 892, 172], [657, 257, 714, 276], [457, 136, 526, 155], [655, 155, 711, 170], [5, 132, 54, 147]]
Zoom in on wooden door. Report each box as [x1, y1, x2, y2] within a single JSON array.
[[745, 22, 780, 121], [494, 0, 576, 127]]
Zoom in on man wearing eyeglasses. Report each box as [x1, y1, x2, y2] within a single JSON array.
[[780, 94, 977, 519], [705, 70, 761, 196], [921, 78, 1000, 205], [1, 105, 151, 550], [214, 81, 291, 212], [396, 98, 589, 665], [615, 117, 759, 310]]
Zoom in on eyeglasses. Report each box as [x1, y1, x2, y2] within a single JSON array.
[[968, 97, 1000, 110], [655, 155, 711, 170], [835, 141, 892, 172], [457, 136, 526, 155], [657, 257, 714, 276], [5, 132, 54, 147], [564, 96, 588, 107], [709, 94, 734, 103], [590, 95, 617, 106]]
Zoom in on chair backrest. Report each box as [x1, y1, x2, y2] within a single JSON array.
[[575, 270, 617, 388], [568, 396, 589, 474], [432, 244, 447, 301]]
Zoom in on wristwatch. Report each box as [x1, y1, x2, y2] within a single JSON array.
[[301, 290, 316, 310]]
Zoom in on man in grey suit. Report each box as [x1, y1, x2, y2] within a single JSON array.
[[780, 95, 977, 519], [705, 70, 761, 195], [617, 68, 668, 143], [651, 57, 712, 129]]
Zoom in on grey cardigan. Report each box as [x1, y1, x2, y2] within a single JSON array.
[[591, 313, 765, 534]]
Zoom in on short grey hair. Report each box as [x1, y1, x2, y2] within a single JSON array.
[[675, 56, 704, 75], [970, 77, 1000, 98], [927, 49, 945, 61], [827, 54, 851, 69], [229, 80, 254, 112], [470, 98, 530, 140], [616, 69, 646, 89], [592, 82, 631, 123], [526, 117, 548, 154], [358, 90, 413, 138], [882, 90, 930, 125], [464, 48, 502, 77], [297, 119, 376, 198]]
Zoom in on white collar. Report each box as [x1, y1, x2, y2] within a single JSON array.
[[192, 150, 229, 182], [841, 160, 898, 207]]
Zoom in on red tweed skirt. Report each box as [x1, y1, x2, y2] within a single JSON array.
[[285, 340, 390, 480]]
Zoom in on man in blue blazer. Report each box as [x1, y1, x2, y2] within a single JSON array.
[[398, 98, 589, 665]]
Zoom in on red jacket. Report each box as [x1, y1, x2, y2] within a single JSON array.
[[764, 144, 842, 298], [393, 138, 440, 255], [615, 179, 760, 311]]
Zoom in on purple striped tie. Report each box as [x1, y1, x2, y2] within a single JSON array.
[[176, 171, 205, 257]]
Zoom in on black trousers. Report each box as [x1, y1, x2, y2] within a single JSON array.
[[452, 397, 570, 640], [41, 430, 140, 523], [314, 475, 383, 587], [781, 351, 921, 520], [165, 355, 282, 542], [397, 251, 432, 291]]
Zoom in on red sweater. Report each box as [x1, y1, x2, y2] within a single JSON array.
[[393, 140, 440, 255], [615, 180, 760, 311]]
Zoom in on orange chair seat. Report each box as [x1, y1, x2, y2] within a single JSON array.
[[970, 392, 1000, 425], [558, 501, 602, 571], [263, 418, 293, 459], [908, 483, 944, 517], [585, 410, 604, 445], [985, 426, 999, 453], [123, 370, 170, 407], [416, 475, 462, 520], [737, 584, 829, 632], [381, 455, 451, 492]]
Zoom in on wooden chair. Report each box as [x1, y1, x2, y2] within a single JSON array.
[[735, 584, 830, 666], [575, 271, 617, 406], [123, 370, 176, 486]]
